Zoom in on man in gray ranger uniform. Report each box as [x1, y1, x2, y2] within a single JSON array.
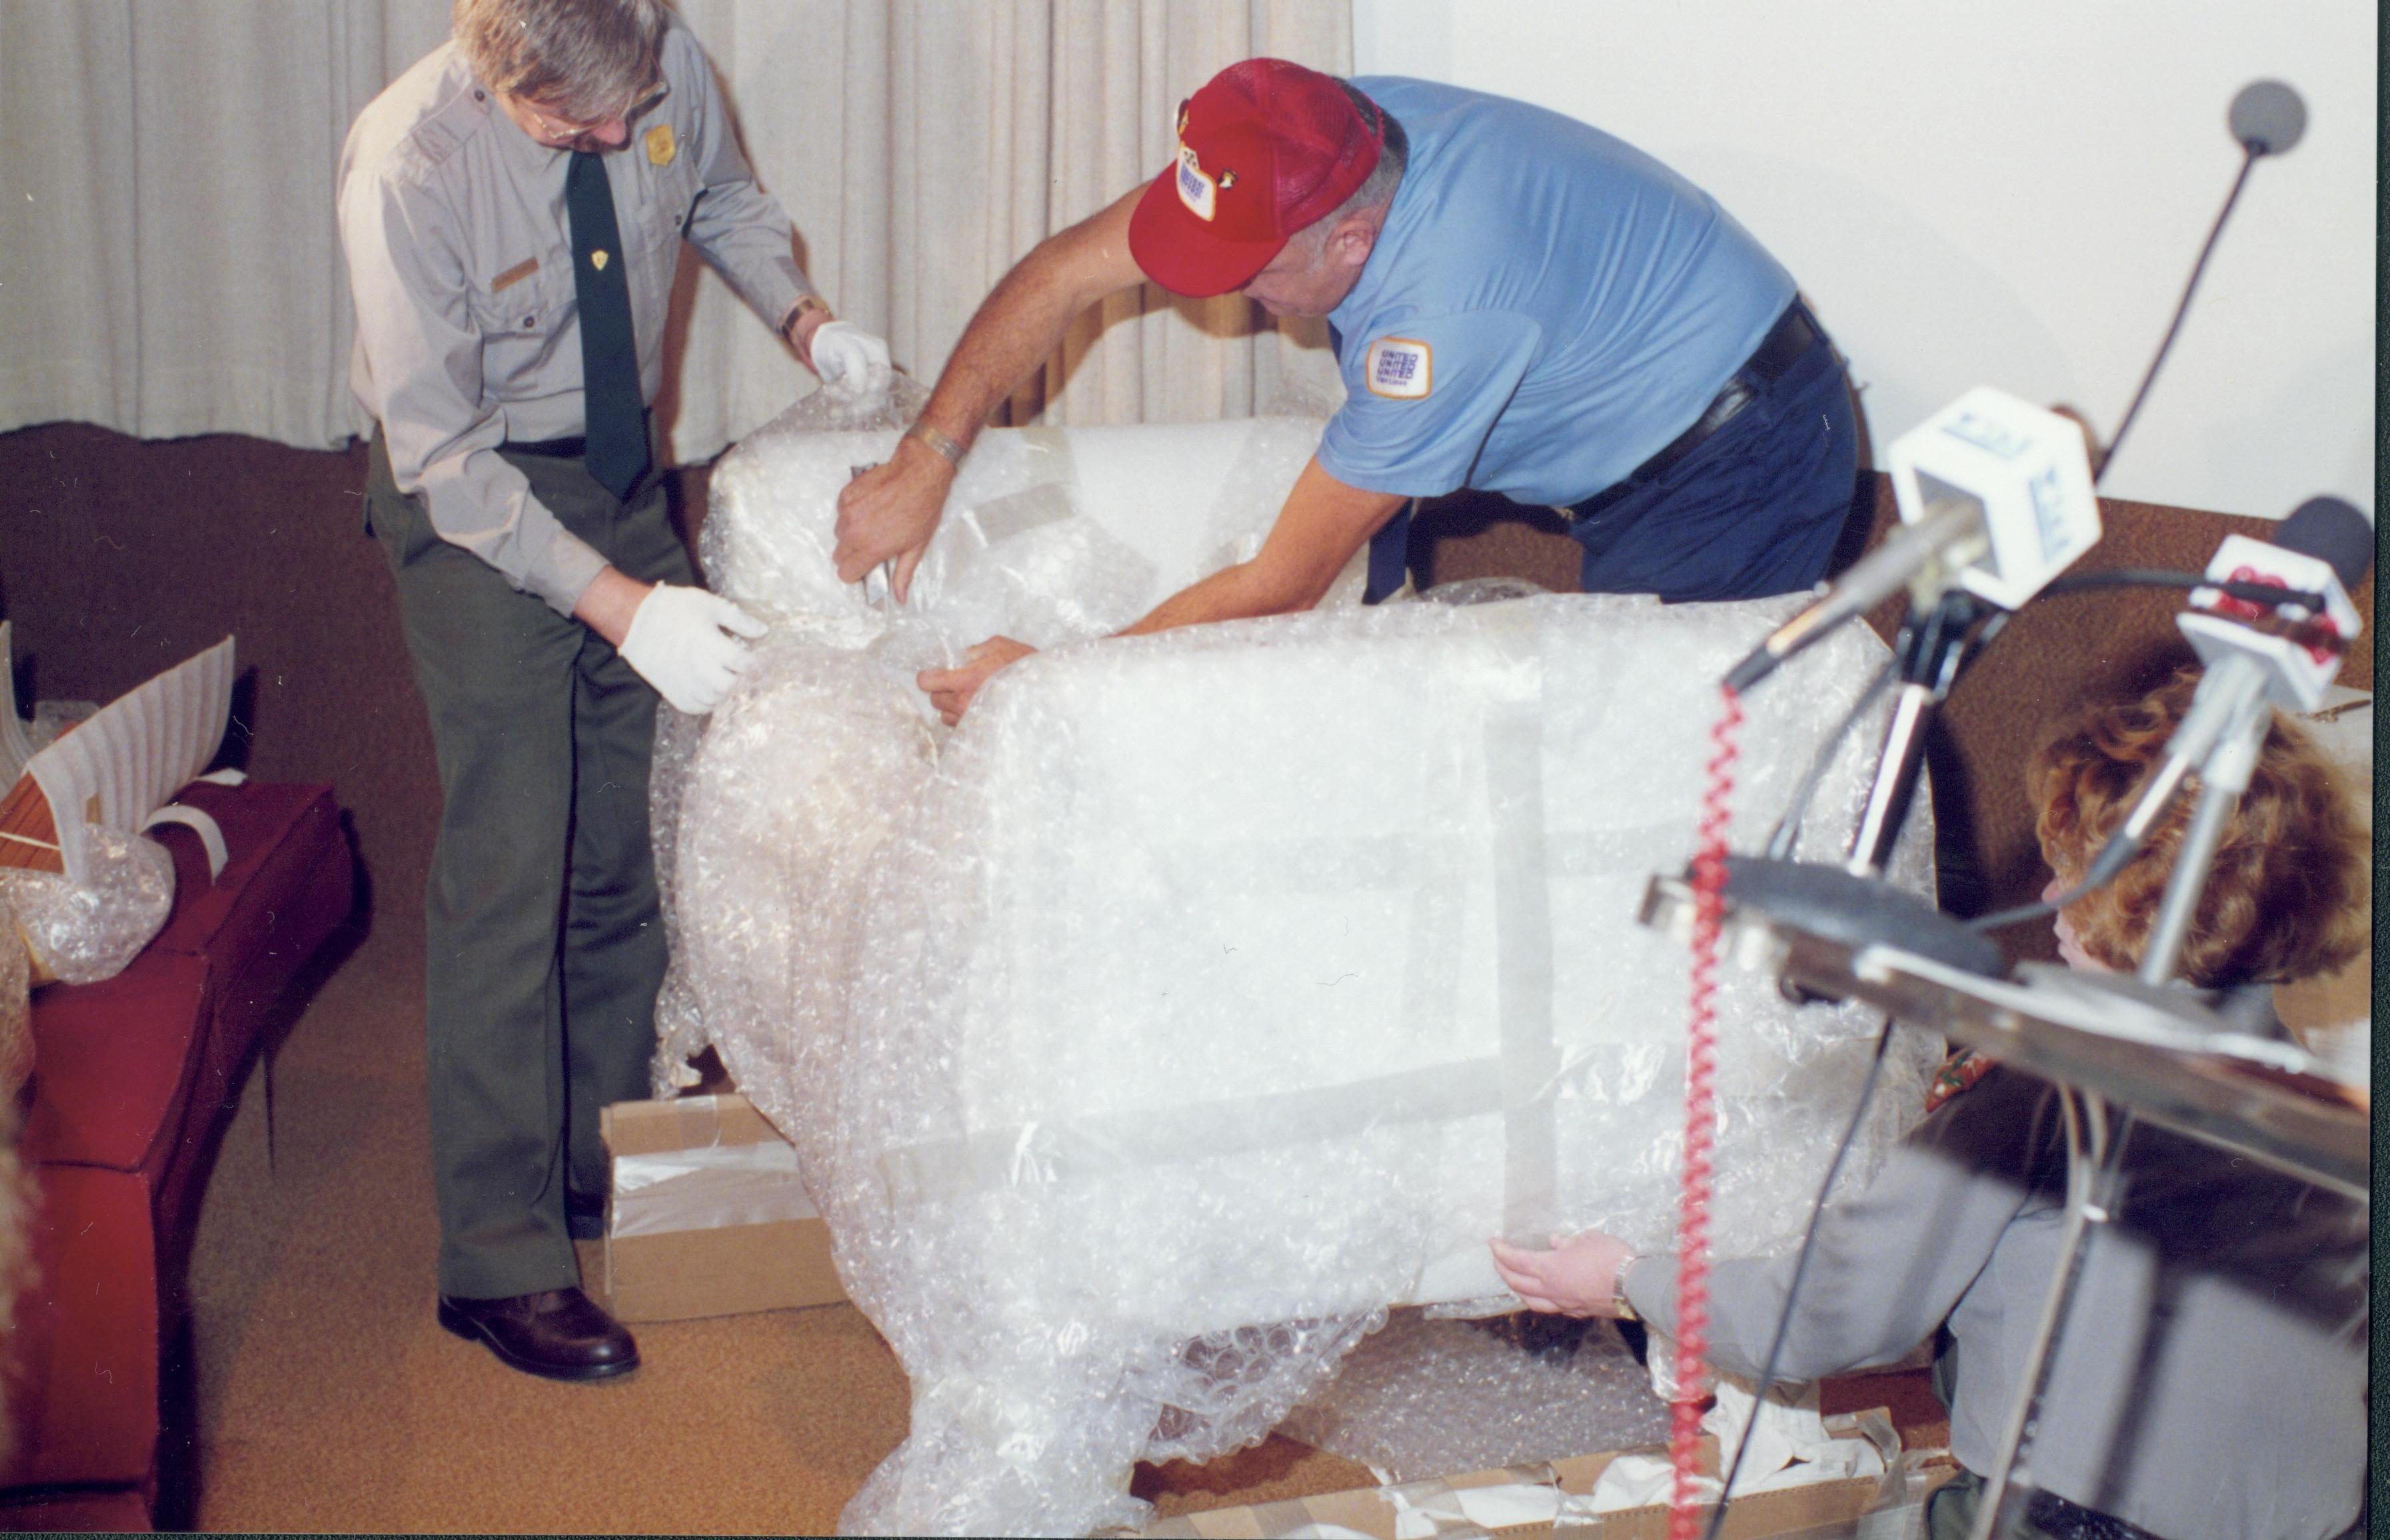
[[338, 0, 886, 1381]]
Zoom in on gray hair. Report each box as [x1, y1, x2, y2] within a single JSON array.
[[453, 0, 669, 121], [1297, 84, 1408, 252]]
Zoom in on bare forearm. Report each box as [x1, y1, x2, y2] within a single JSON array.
[[917, 191, 1145, 448], [1118, 561, 1314, 638], [1118, 463, 1404, 638]]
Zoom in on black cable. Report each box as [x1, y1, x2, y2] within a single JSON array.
[[1919, 566, 2328, 710], [2097, 149, 2258, 486], [2040, 567, 2329, 613], [1698, 1017, 1899, 1540]]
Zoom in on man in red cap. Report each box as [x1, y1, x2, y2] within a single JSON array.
[[834, 59, 1857, 724]]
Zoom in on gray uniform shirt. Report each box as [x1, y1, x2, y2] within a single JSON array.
[[1626, 1069, 2365, 1540], [337, 18, 811, 615]]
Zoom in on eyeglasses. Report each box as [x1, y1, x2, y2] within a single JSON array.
[[517, 82, 668, 146]]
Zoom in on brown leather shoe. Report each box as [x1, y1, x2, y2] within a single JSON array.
[[437, 1287, 640, 1381]]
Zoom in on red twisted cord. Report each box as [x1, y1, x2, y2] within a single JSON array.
[[1670, 684, 1743, 1539]]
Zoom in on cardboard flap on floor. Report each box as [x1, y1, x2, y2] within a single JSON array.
[[1135, 1410, 1909, 1540]]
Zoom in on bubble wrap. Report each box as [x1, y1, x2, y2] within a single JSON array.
[[1, 826, 176, 985], [657, 405, 1937, 1537], [1279, 1310, 1674, 1482]]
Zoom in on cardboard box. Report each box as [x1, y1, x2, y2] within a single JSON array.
[[1137, 1411, 1946, 1540], [590, 1094, 846, 1323]]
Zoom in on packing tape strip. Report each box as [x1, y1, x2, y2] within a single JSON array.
[[878, 1055, 1506, 1209], [611, 1140, 818, 1237], [1478, 620, 1558, 1243]]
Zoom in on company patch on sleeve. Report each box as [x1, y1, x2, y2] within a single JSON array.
[[1364, 337, 1433, 399]]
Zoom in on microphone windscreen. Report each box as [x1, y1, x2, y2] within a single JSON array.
[[2229, 80, 2307, 155], [2275, 496, 2373, 588]]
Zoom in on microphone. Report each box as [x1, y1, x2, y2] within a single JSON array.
[[1724, 388, 2100, 692], [2229, 80, 2307, 156], [2099, 80, 2307, 481], [2105, 496, 2370, 862], [1724, 502, 1982, 692]]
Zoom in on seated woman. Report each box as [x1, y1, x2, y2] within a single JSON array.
[[1490, 666, 2369, 1540]]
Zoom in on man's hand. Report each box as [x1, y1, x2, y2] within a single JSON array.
[[834, 433, 953, 600], [808, 320, 894, 396], [614, 582, 768, 716], [1488, 1230, 1638, 1317], [918, 636, 1036, 726]]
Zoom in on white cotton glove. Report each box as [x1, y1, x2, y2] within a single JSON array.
[[808, 319, 893, 397], [617, 584, 767, 716]]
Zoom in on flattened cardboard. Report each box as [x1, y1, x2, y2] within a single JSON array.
[[1138, 1417, 1912, 1540]]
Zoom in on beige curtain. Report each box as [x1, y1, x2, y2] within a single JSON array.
[[659, 0, 1352, 464], [0, 2, 1348, 458], [0, 1, 453, 446]]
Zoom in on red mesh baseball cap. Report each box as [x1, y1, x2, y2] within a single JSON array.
[[1128, 59, 1385, 298]]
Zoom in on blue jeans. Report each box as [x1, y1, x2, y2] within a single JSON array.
[[1564, 315, 1858, 602]]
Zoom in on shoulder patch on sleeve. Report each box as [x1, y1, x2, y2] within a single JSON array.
[[1364, 337, 1432, 399]]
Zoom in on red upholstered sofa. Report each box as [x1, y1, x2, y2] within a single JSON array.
[[0, 779, 355, 1531]]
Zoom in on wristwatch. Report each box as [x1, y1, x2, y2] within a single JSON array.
[[782, 293, 832, 345], [1612, 1257, 1640, 1321]]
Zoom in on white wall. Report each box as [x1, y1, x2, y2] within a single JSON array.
[[1352, 0, 2376, 520]]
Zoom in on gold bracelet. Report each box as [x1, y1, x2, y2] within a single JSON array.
[[904, 420, 968, 468], [1612, 1258, 1640, 1322]]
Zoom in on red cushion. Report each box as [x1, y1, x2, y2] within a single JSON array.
[[5, 1164, 159, 1487], [143, 780, 343, 967], [21, 954, 211, 1174]]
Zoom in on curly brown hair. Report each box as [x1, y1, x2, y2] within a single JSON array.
[[2030, 666, 2368, 986]]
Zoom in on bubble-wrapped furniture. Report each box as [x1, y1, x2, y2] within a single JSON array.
[[653, 399, 1937, 1537]]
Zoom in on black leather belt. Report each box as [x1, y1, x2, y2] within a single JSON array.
[[503, 434, 589, 459], [1570, 302, 1824, 519]]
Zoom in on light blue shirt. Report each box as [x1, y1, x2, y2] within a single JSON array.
[[1321, 78, 1797, 506]]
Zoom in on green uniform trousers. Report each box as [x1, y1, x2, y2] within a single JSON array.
[[367, 429, 690, 1299]]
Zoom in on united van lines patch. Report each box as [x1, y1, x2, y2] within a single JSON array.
[[1364, 337, 1432, 399], [1174, 143, 1218, 222], [644, 123, 676, 167]]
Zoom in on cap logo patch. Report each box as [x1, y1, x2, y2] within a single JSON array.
[[1365, 337, 1432, 399], [1174, 143, 1218, 222]]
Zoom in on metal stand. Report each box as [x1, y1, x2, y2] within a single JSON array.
[[1846, 590, 1983, 878], [2137, 682, 2269, 985], [1966, 1091, 2133, 1540]]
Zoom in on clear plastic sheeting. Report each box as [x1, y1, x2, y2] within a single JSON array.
[[1, 825, 175, 986], [658, 406, 1936, 1537], [1279, 1310, 1674, 1483]]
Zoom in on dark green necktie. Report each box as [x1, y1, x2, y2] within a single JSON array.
[[565, 150, 648, 500]]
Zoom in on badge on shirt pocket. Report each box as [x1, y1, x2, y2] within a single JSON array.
[[1365, 337, 1433, 399], [645, 123, 676, 167]]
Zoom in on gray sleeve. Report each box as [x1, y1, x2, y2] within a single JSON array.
[[338, 163, 607, 616], [1624, 1073, 2057, 1383], [670, 25, 812, 332]]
